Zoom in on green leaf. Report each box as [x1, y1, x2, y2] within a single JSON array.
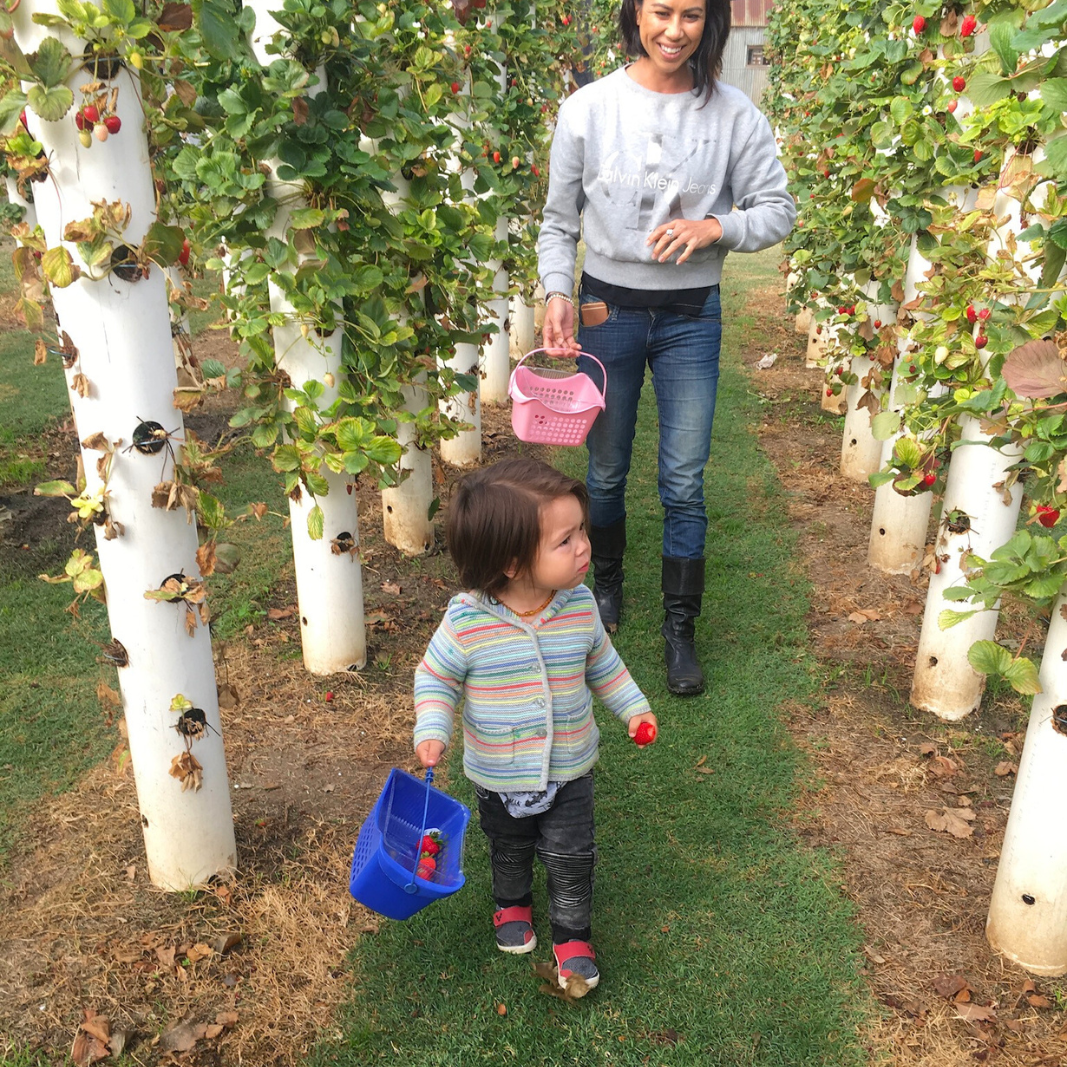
[[272, 444, 303, 472], [288, 207, 326, 229], [1003, 657, 1042, 695], [895, 437, 923, 469], [34, 479, 77, 497], [194, 0, 241, 60], [141, 222, 185, 265], [29, 36, 74, 88], [307, 503, 324, 540], [967, 640, 1013, 677], [868, 470, 896, 488], [1040, 77, 1067, 113], [0, 89, 28, 135], [41, 245, 78, 288], [871, 411, 901, 440], [201, 359, 227, 379], [1043, 133, 1067, 180], [26, 83, 73, 123], [989, 21, 1019, 75], [938, 608, 978, 630], [966, 72, 1014, 107]]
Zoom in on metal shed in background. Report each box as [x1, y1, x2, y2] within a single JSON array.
[[721, 0, 773, 106]]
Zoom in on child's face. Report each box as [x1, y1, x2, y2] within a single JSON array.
[[528, 494, 590, 594]]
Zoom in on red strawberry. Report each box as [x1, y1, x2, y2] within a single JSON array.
[[973, 149, 982, 162], [450, 81, 460, 94], [874, 320, 882, 329], [634, 721, 657, 746], [531, 164, 540, 177], [105, 114, 121, 134], [1037, 505, 1060, 528], [960, 13, 976, 36], [75, 110, 86, 130], [324, 691, 333, 702], [826, 388, 834, 397], [416, 856, 437, 878], [420, 834, 440, 856], [179, 237, 191, 266], [978, 307, 991, 320], [83, 103, 99, 124], [952, 75, 966, 92], [947, 99, 958, 113], [492, 150, 501, 163], [966, 304, 977, 323], [923, 472, 937, 486], [975, 334, 988, 349], [912, 14, 926, 32]]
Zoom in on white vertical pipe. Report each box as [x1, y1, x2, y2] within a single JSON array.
[[510, 292, 535, 357], [439, 340, 482, 466], [248, 0, 366, 673], [987, 587, 1067, 975], [4, 172, 35, 229], [14, 0, 235, 889], [910, 418, 1024, 717]]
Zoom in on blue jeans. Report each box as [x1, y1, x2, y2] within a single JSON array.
[[577, 284, 722, 560]]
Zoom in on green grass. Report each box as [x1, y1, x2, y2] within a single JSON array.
[[313, 249, 874, 1066]]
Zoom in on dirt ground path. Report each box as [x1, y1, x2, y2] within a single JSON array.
[[2, 285, 1065, 1065]]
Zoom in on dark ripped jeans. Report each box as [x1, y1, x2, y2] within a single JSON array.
[[476, 773, 597, 944]]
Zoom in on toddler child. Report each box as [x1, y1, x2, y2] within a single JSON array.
[[414, 456, 656, 991]]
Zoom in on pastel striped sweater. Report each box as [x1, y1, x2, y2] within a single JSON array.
[[414, 584, 651, 792]]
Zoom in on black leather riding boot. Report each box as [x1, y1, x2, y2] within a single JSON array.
[[589, 519, 626, 633], [661, 556, 705, 696]]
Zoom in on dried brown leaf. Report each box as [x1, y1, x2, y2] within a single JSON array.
[[213, 931, 242, 954], [955, 1003, 996, 1023], [1027, 994, 1053, 1009], [925, 807, 975, 838], [934, 974, 970, 999], [994, 761, 1018, 777], [1001, 339, 1065, 398]]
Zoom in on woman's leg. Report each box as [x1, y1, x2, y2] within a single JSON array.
[[647, 288, 723, 695], [576, 298, 652, 530]]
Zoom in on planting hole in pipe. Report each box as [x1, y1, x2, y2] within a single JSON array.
[[878, 527, 886, 536], [301, 616, 308, 626], [175, 707, 216, 748], [110, 244, 147, 283], [1052, 705, 1067, 735], [100, 639, 129, 667], [81, 46, 124, 80], [132, 421, 169, 455], [330, 531, 356, 557], [928, 656, 938, 667], [1023, 894, 1036, 905], [850, 438, 857, 446]]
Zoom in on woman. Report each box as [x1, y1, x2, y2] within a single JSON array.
[[538, 0, 795, 695]]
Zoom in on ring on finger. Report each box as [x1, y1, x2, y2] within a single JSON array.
[[665, 228, 674, 237]]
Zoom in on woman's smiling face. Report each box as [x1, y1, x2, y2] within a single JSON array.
[[635, 0, 707, 84]]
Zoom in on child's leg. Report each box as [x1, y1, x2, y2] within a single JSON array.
[[476, 787, 541, 952], [535, 774, 597, 944], [476, 787, 539, 907]]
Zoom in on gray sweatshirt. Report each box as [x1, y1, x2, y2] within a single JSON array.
[[538, 66, 796, 297]]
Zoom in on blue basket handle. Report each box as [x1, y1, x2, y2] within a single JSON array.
[[404, 768, 435, 894], [513, 347, 607, 394]]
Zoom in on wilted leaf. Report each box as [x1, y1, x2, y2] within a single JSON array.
[[267, 606, 295, 620], [382, 581, 402, 595], [217, 683, 239, 710], [213, 931, 242, 955], [186, 942, 213, 963], [918, 742, 939, 756], [169, 751, 203, 792], [1028, 994, 1053, 1008], [925, 807, 976, 838], [994, 761, 1018, 777], [1001, 339, 1066, 398], [928, 755, 959, 777], [96, 681, 121, 708], [160, 1020, 208, 1053]]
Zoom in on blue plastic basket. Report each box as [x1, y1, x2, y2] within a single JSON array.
[[348, 768, 471, 920]]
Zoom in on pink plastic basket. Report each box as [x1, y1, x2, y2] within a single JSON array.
[[508, 349, 607, 447]]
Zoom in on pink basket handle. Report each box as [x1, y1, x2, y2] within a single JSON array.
[[512, 348, 607, 393]]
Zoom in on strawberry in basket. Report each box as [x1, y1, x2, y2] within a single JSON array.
[[416, 830, 444, 879]]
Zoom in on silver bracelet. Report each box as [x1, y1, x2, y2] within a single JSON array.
[[545, 290, 574, 306]]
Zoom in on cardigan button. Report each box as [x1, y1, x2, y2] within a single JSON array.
[[535, 697, 546, 708]]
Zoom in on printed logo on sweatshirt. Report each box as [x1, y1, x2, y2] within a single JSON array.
[[596, 136, 717, 229]]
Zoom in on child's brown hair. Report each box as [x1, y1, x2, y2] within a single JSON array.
[[446, 457, 589, 597]]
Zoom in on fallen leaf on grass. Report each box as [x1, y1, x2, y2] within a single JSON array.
[[956, 1003, 997, 1023], [1028, 994, 1053, 1009], [694, 766, 715, 775], [902, 599, 924, 615], [995, 761, 1018, 777], [883, 827, 911, 836], [185, 942, 213, 963], [925, 807, 977, 838], [213, 931, 241, 954], [381, 581, 402, 595], [267, 606, 295, 620], [848, 609, 882, 624], [919, 742, 939, 757], [532, 959, 592, 1001]]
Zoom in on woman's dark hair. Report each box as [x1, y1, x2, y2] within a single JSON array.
[[446, 457, 589, 597], [619, 0, 731, 104]]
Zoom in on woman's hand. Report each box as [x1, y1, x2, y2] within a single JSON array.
[[542, 296, 581, 357], [416, 739, 445, 768], [647, 217, 723, 265]]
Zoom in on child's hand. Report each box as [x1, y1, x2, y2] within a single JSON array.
[[416, 739, 446, 768], [628, 713, 658, 746]]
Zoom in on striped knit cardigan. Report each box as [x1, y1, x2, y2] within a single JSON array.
[[414, 583, 651, 792]]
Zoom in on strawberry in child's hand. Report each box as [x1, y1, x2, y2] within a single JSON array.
[[420, 834, 440, 856], [634, 721, 657, 746]]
